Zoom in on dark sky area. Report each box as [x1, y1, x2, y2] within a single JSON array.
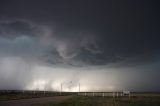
[[0, 0, 160, 92]]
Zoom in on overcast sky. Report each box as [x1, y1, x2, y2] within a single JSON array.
[[0, 0, 160, 92]]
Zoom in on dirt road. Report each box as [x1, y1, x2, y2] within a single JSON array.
[[0, 96, 72, 106]]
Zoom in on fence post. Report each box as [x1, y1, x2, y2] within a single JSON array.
[[113, 92, 115, 98]]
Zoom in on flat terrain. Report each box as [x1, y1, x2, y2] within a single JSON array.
[[1, 96, 160, 106], [36, 96, 160, 106], [0, 96, 72, 106], [0, 92, 160, 106]]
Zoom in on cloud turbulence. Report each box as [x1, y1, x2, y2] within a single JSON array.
[[0, 0, 160, 92]]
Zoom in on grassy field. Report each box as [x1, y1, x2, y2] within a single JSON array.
[[36, 96, 160, 106], [0, 91, 73, 101], [1, 91, 160, 106]]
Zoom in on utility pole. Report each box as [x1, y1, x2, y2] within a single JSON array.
[[44, 86, 46, 96], [60, 83, 62, 95], [78, 83, 80, 95], [79, 83, 80, 93]]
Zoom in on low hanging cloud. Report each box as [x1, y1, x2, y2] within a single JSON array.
[[0, 19, 133, 91], [0, 0, 160, 91], [0, 19, 125, 67]]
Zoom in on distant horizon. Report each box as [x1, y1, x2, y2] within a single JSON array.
[[1, 90, 160, 93]]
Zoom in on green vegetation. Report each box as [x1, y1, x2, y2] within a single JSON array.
[[0, 91, 62, 101], [0, 93, 43, 101], [1, 92, 160, 106], [37, 96, 160, 106]]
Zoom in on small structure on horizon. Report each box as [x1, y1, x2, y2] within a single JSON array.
[[123, 91, 130, 99], [123, 91, 130, 95]]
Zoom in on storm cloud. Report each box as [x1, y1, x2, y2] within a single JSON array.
[[0, 0, 160, 92]]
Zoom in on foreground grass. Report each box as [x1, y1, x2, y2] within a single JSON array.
[[0, 93, 52, 101], [0, 92, 71, 101], [37, 96, 160, 106]]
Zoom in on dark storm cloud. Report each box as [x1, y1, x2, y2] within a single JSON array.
[[0, 20, 38, 39], [0, 0, 160, 91], [0, 19, 106, 66], [0, 0, 160, 66], [1, 1, 160, 65]]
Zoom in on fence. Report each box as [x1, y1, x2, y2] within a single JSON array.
[[78, 92, 130, 98]]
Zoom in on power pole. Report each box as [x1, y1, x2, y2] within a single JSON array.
[[44, 86, 46, 96], [79, 83, 80, 93], [78, 83, 80, 95], [60, 83, 62, 95]]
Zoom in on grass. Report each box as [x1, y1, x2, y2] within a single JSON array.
[[0, 91, 72, 101], [1, 92, 160, 106], [36, 96, 160, 106]]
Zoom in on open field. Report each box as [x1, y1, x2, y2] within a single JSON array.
[[35, 96, 160, 106], [0, 90, 74, 101], [0, 96, 72, 106], [0, 91, 160, 106]]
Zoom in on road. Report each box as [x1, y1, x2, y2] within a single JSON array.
[[0, 96, 72, 106]]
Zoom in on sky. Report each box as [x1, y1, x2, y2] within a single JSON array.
[[0, 0, 160, 92]]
